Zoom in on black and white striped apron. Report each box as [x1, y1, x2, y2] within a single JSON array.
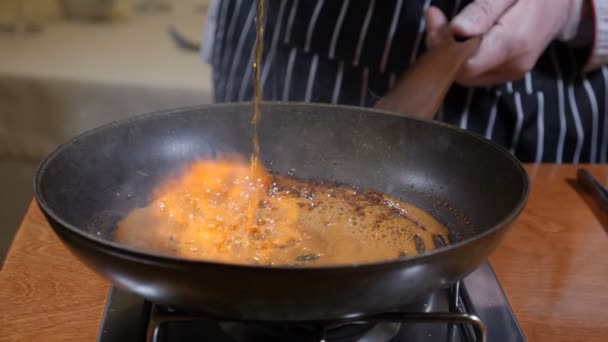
[[207, 0, 608, 164]]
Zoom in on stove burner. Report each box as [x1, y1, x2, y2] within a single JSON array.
[[98, 263, 526, 342], [218, 321, 400, 342], [146, 309, 485, 342], [145, 305, 401, 342], [145, 289, 486, 342]]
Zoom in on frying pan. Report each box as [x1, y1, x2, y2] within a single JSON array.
[[34, 102, 528, 321]]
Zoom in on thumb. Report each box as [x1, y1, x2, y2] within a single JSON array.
[[451, 0, 516, 36], [425, 6, 448, 49]]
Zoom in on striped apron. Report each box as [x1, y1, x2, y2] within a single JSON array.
[[206, 0, 608, 163]]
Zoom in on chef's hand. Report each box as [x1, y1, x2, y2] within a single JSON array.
[[425, 0, 592, 87]]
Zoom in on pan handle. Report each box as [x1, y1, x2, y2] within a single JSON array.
[[375, 29, 481, 120]]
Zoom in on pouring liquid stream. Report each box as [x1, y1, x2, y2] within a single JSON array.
[[247, 0, 266, 229]]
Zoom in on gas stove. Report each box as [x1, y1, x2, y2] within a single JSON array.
[[97, 262, 525, 342]]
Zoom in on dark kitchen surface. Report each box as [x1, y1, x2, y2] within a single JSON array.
[[1, 165, 608, 341]]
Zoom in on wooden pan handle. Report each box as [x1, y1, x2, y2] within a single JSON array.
[[375, 30, 481, 120]]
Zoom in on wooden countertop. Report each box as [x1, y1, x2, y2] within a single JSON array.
[[1, 164, 607, 341]]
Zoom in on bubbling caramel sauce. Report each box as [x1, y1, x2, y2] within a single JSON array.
[[114, 157, 450, 266]]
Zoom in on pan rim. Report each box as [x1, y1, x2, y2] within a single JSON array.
[[33, 101, 530, 272]]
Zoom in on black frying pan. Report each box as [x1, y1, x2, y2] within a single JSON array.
[[34, 102, 528, 321]]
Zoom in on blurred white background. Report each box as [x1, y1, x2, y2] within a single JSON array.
[[0, 0, 213, 264]]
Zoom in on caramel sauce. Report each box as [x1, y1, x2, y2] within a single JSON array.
[[114, 158, 450, 266]]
